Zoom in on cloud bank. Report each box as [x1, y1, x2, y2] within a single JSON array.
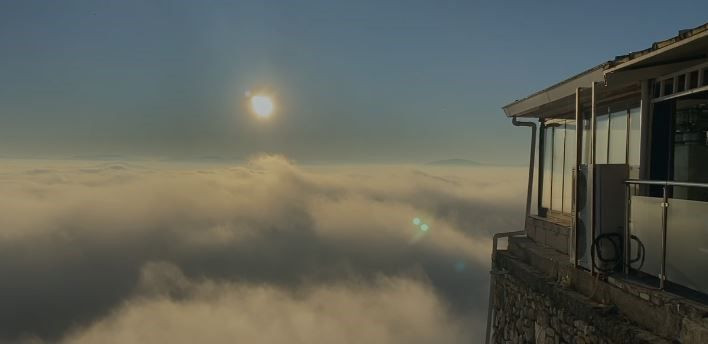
[[0, 156, 525, 343]]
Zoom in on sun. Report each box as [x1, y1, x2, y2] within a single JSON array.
[[249, 95, 274, 118]]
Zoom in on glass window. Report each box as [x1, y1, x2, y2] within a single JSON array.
[[628, 107, 641, 167], [609, 110, 628, 164], [542, 125, 553, 210], [541, 105, 641, 218], [595, 113, 609, 164], [672, 96, 708, 201], [563, 121, 576, 213], [551, 123, 565, 212], [531, 134, 540, 215], [582, 118, 591, 164]]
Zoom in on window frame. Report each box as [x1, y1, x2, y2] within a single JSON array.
[[538, 102, 641, 220]]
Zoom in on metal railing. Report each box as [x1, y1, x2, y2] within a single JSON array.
[[624, 179, 708, 289]]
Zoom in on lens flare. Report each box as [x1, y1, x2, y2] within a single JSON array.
[[410, 217, 430, 244]]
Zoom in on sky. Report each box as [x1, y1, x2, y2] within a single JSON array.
[[1, 0, 706, 163], [1, 3, 707, 342]]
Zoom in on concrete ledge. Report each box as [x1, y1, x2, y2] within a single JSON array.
[[526, 215, 570, 254]]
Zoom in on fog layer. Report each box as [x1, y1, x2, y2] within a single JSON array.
[[0, 156, 525, 343]]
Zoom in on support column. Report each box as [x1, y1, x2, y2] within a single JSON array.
[[572, 88, 584, 266], [590, 82, 598, 275], [538, 120, 546, 217], [639, 80, 651, 181]]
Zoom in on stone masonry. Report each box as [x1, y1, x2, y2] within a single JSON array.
[[490, 236, 708, 343], [492, 271, 662, 343]]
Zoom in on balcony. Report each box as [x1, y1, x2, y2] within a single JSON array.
[[626, 180, 708, 296]]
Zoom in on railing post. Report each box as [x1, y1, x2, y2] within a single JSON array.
[[660, 184, 668, 290]]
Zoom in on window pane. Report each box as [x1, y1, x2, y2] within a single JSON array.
[[552, 124, 565, 212], [609, 110, 628, 164], [628, 107, 641, 167], [542, 126, 553, 210], [564, 121, 576, 213], [582, 118, 591, 164], [595, 113, 609, 164]]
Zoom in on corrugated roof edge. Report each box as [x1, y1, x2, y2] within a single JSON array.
[[608, 23, 708, 68], [502, 22, 708, 113]]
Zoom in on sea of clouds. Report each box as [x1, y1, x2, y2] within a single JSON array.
[[0, 156, 526, 343]]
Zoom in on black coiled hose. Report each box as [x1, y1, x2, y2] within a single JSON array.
[[591, 233, 622, 273], [591, 233, 645, 274]]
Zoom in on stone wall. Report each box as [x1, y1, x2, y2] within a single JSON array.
[[489, 236, 708, 343], [492, 271, 623, 344]]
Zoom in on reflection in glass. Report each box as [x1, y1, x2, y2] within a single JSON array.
[[673, 96, 708, 201], [628, 107, 641, 168], [582, 118, 591, 164], [609, 110, 628, 164], [542, 126, 553, 210], [552, 123, 565, 212], [563, 121, 576, 213], [595, 113, 609, 164]]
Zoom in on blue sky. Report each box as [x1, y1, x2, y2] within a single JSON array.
[[1, 0, 706, 163]]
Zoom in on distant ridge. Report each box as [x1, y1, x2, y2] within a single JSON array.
[[425, 159, 481, 166]]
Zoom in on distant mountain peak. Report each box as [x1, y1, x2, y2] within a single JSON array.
[[425, 159, 481, 166]]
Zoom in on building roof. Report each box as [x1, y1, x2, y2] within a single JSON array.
[[503, 22, 708, 118], [607, 23, 708, 69]]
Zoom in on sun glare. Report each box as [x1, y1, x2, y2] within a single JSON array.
[[250, 95, 274, 118]]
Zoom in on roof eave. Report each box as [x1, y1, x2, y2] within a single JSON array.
[[502, 66, 605, 118], [604, 25, 708, 76], [502, 22, 708, 118]]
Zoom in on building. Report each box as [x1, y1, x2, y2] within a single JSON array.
[[487, 23, 708, 343]]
